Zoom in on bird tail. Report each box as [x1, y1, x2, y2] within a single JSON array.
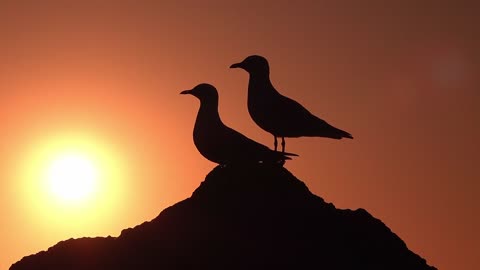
[[278, 151, 298, 160], [311, 118, 353, 139], [338, 129, 353, 139], [328, 126, 353, 139], [283, 151, 298, 157]]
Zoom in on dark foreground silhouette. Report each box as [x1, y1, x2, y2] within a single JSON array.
[[11, 165, 436, 270]]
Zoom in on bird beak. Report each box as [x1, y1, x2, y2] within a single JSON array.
[[180, 89, 192, 95], [229, 62, 242, 69]]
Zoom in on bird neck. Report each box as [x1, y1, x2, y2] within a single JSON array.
[[248, 73, 276, 95], [197, 99, 222, 124]]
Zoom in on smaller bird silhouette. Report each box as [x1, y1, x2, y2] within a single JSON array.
[[230, 55, 353, 152], [181, 83, 297, 165]]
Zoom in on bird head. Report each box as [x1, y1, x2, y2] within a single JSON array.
[[180, 83, 219, 102], [230, 55, 270, 75]]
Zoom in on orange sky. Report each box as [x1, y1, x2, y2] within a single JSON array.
[[1, 1, 479, 269]]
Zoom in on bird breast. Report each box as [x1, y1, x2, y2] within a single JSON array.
[[193, 111, 225, 163]]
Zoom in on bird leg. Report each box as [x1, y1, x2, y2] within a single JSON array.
[[281, 137, 286, 153], [274, 136, 278, 151]]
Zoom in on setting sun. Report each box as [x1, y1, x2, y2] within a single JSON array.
[[14, 131, 130, 238], [46, 153, 99, 202]]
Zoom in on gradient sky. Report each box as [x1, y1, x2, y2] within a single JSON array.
[[1, 1, 479, 269]]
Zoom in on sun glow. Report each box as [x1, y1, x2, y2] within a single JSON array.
[[16, 132, 130, 234], [46, 153, 99, 202]]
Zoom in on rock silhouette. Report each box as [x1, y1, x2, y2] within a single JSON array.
[[230, 55, 353, 152], [181, 83, 297, 165], [11, 165, 436, 270]]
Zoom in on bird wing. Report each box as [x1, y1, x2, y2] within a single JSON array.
[[221, 125, 272, 155], [262, 91, 321, 135], [275, 93, 313, 118], [220, 124, 297, 160], [274, 92, 352, 138]]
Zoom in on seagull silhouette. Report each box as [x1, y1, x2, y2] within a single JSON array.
[[181, 83, 297, 165], [230, 55, 353, 152]]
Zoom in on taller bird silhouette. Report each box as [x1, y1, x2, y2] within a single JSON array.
[[181, 83, 296, 165], [230, 55, 353, 152]]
